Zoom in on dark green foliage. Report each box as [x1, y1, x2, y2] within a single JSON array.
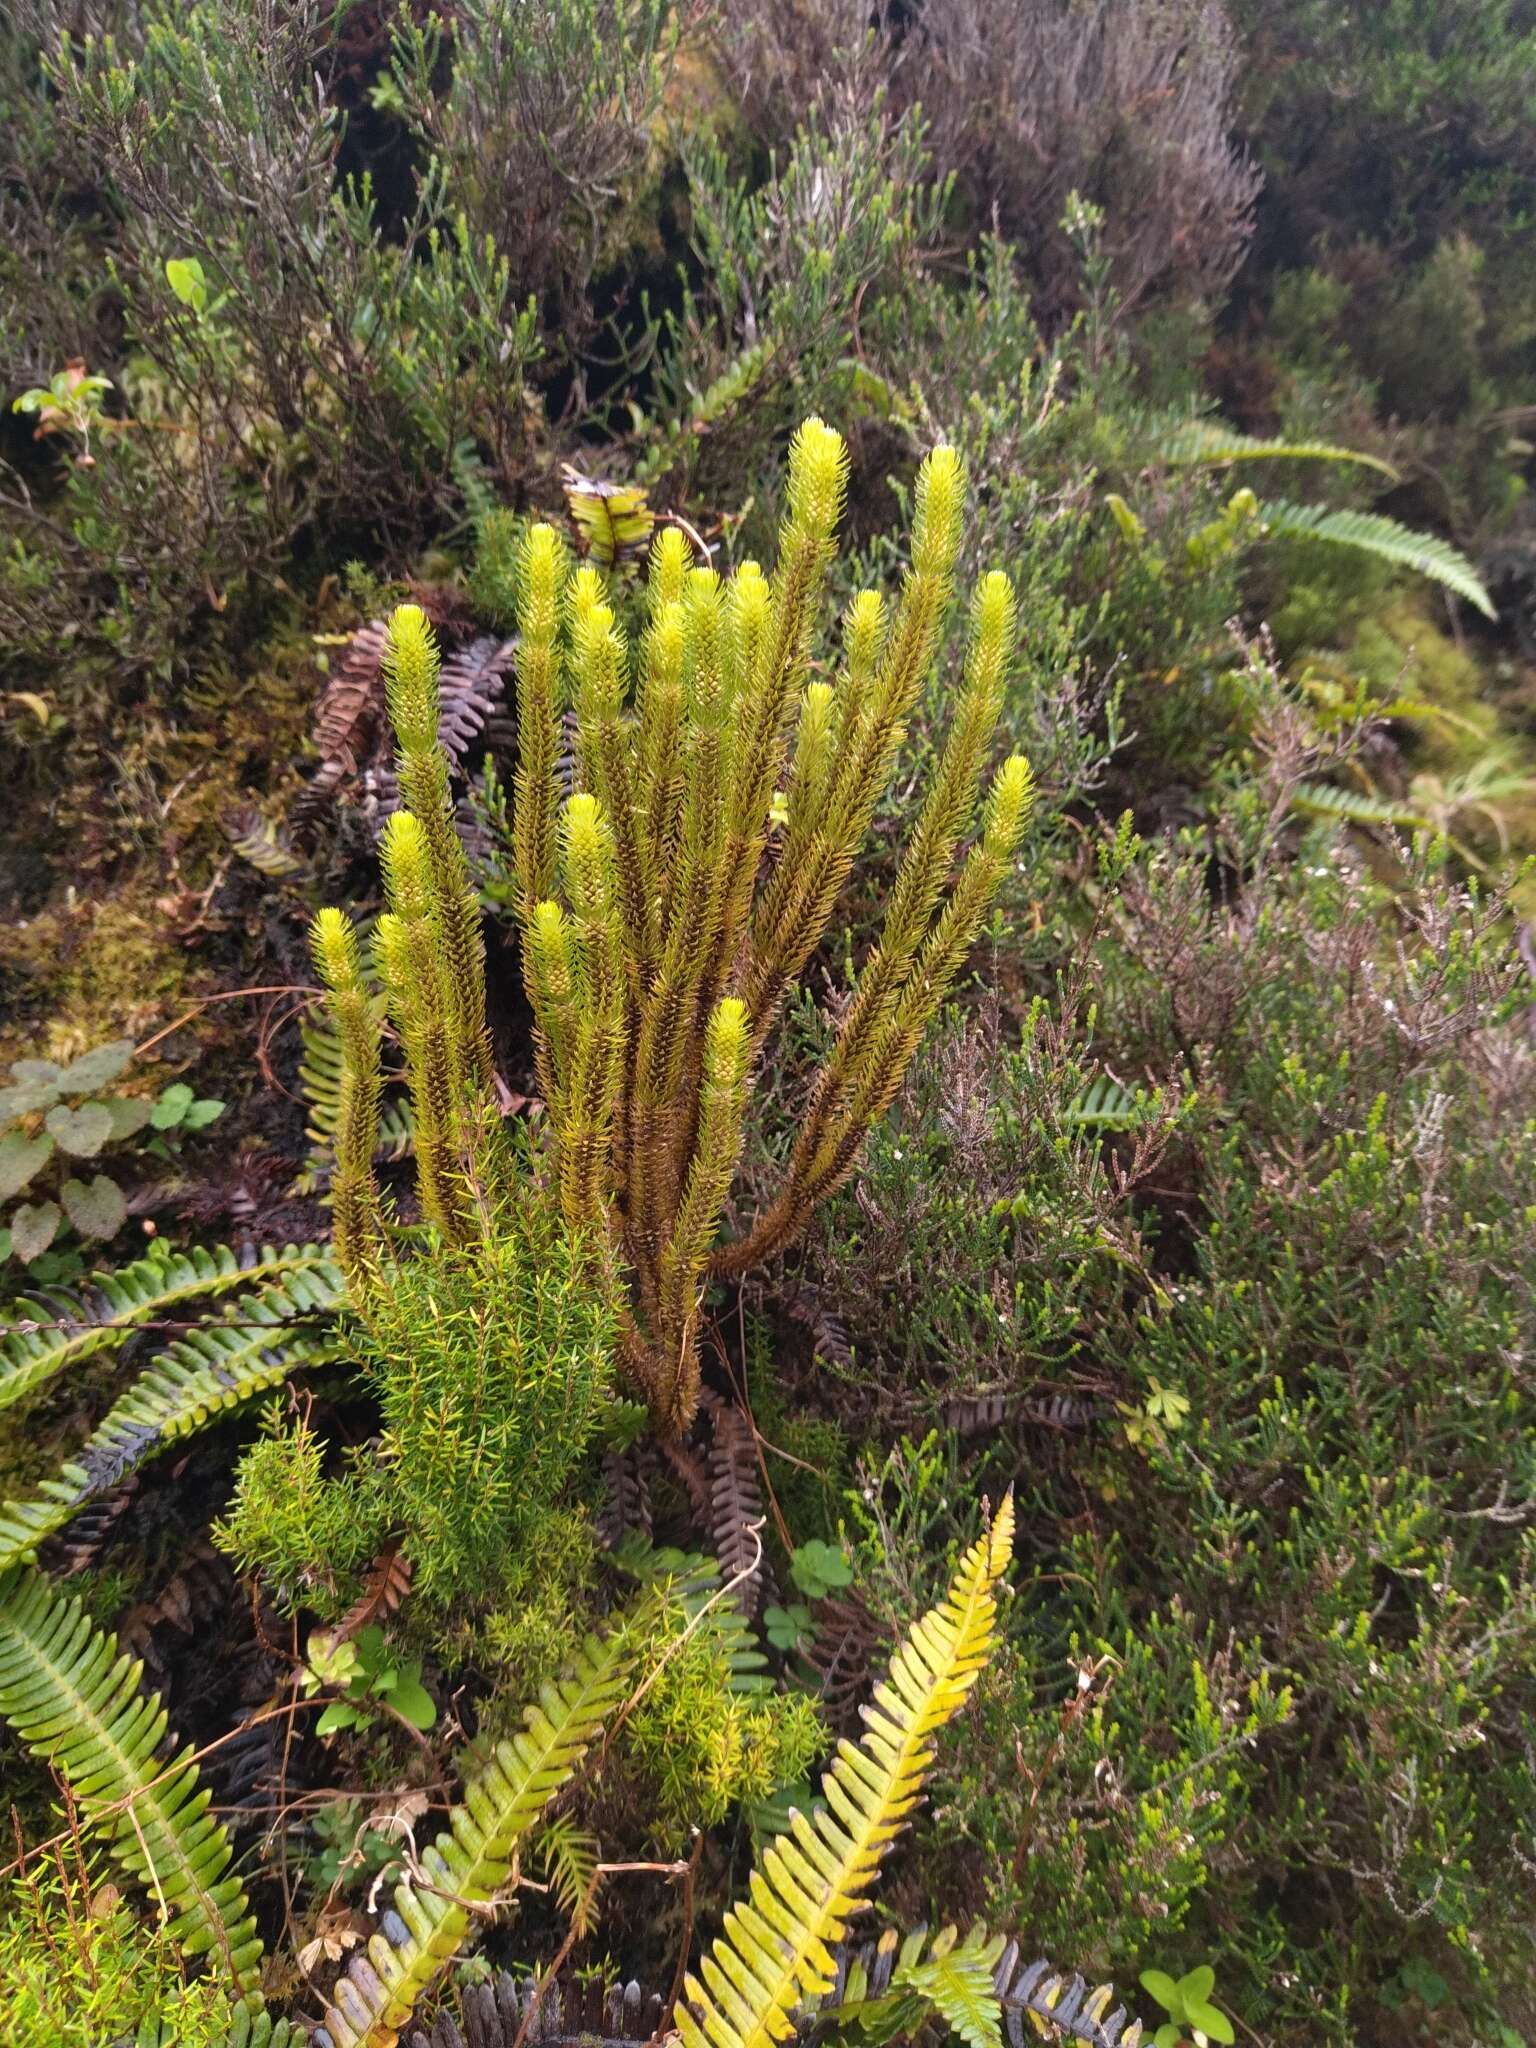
[[1, 0, 539, 715], [376, 0, 679, 334], [842, 767, 1536, 2042], [800, 1000, 1181, 1419], [639, 110, 947, 503]]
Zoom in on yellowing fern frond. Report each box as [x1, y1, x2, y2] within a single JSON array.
[[674, 1496, 1015, 2048]]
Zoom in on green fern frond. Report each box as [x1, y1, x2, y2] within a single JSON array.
[[610, 1539, 773, 1696], [0, 1259, 344, 1567], [321, 1624, 636, 2048], [0, 1241, 334, 1414], [1259, 500, 1495, 616], [1288, 780, 1435, 832], [824, 1925, 1145, 2048], [537, 1811, 603, 1936], [674, 1497, 1015, 2048], [132, 2007, 306, 2048], [0, 1566, 263, 1990], [1062, 1077, 1145, 1131], [898, 1926, 1005, 2048], [1156, 420, 1399, 478]]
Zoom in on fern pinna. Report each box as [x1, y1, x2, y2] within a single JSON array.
[[0, 1565, 263, 1992], [675, 1495, 1015, 2048], [817, 1923, 1146, 2048]]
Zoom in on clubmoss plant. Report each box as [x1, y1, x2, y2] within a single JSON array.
[[317, 418, 1033, 1431]]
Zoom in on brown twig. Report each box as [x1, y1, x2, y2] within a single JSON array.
[[653, 1830, 704, 2043], [133, 984, 322, 1060]]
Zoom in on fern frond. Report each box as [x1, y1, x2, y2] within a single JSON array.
[[823, 1924, 1145, 2048], [898, 1925, 1005, 2048], [1156, 420, 1399, 478], [226, 804, 309, 879], [537, 1811, 602, 1936], [0, 1566, 263, 1989], [0, 1241, 334, 1413], [320, 1624, 636, 2048], [133, 2006, 306, 2048], [1288, 779, 1434, 832], [296, 1007, 414, 1193], [1062, 1077, 1145, 1131], [435, 634, 515, 765], [612, 1538, 774, 1697], [1259, 500, 1495, 616], [342, 1968, 665, 2048], [0, 1259, 344, 1567], [704, 1397, 771, 1619], [674, 1497, 1015, 2048]]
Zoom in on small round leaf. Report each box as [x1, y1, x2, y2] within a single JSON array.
[[57, 1040, 134, 1094], [1177, 1969, 1215, 2009], [315, 1700, 362, 1737], [10, 1058, 62, 1085], [386, 1673, 437, 1729], [59, 1173, 128, 1241], [151, 1082, 195, 1129], [105, 1096, 154, 1139], [164, 256, 208, 311], [10, 1200, 62, 1262], [1140, 1973, 1181, 2015], [46, 1102, 115, 1157], [181, 1097, 226, 1131], [0, 1132, 53, 1200], [1185, 2004, 1233, 2045], [0, 1077, 64, 1118]]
